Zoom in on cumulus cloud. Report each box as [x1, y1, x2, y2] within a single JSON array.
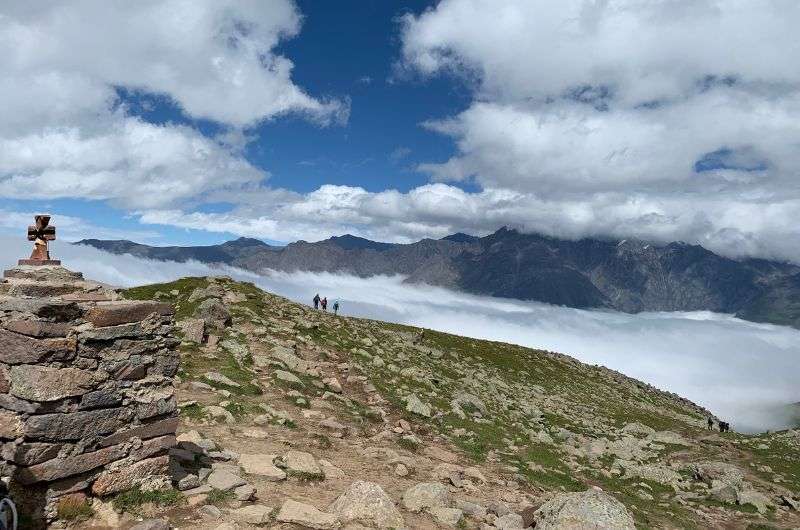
[[0, 1, 345, 209], [392, 0, 800, 262], [1, 238, 797, 431], [1, 1, 344, 128]]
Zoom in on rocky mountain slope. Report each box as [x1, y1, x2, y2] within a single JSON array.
[[64, 275, 800, 529], [77, 228, 800, 329]]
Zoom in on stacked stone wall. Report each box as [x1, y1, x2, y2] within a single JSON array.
[[0, 265, 179, 525]]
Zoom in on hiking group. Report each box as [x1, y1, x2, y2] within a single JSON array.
[[313, 293, 340, 315], [707, 417, 731, 432]]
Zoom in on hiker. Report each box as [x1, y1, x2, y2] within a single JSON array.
[[321, 297, 328, 311], [313, 293, 320, 309], [333, 300, 340, 315], [720, 421, 730, 433], [707, 417, 714, 430]]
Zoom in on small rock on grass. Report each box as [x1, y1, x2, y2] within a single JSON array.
[[404, 394, 432, 417]]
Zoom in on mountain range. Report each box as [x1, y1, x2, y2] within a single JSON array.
[[76, 227, 800, 328]]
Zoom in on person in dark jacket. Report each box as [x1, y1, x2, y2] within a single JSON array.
[[313, 293, 320, 309], [321, 297, 328, 311]]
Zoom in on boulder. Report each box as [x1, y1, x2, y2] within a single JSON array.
[[194, 298, 232, 331], [284, 450, 323, 478], [231, 504, 273, 524], [275, 369, 304, 386], [233, 484, 256, 501], [429, 506, 463, 527], [404, 394, 432, 417], [495, 513, 525, 529], [329, 481, 405, 529], [276, 499, 340, 529], [203, 406, 234, 424], [179, 318, 205, 343], [204, 371, 240, 388], [238, 453, 286, 481], [533, 489, 636, 530], [738, 489, 771, 514], [402, 482, 449, 513], [206, 469, 246, 491]]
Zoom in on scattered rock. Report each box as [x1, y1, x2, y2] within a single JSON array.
[[200, 504, 223, 519], [231, 504, 273, 524], [234, 483, 257, 501], [533, 489, 636, 530], [494, 513, 525, 529], [130, 520, 170, 530], [283, 450, 324, 479], [203, 405, 235, 424], [206, 469, 246, 491], [404, 394, 432, 417], [429, 506, 463, 527], [402, 482, 449, 513], [195, 298, 232, 331], [204, 371, 240, 388], [276, 499, 340, 529], [329, 481, 405, 529], [238, 453, 286, 481], [275, 369, 304, 386]]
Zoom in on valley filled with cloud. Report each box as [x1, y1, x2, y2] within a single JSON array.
[[3, 237, 796, 433]]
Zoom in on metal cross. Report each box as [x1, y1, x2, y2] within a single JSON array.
[[27, 215, 56, 261]]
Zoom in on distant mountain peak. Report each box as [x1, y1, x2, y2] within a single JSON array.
[[441, 232, 478, 243], [327, 234, 394, 251], [222, 237, 269, 248]]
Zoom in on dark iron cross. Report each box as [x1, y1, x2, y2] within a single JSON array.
[[27, 215, 56, 261]]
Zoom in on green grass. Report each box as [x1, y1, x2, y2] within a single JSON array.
[[180, 402, 206, 420], [223, 401, 263, 419], [56, 496, 94, 522], [112, 487, 184, 514], [120, 275, 792, 530], [206, 489, 235, 505], [397, 437, 420, 453]]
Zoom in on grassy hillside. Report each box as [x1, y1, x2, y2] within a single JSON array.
[[122, 276, 800, 529]]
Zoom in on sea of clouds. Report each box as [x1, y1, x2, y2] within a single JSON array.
[[2, 236, 798, 433]]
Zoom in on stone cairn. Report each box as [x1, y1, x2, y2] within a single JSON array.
[[0, 216, 180, 526]]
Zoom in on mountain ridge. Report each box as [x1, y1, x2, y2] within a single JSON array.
[[76, 228, 800, 328]]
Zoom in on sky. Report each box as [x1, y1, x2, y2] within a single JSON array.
[[2, 1, 800, 263], [2, 236, 796, 433]]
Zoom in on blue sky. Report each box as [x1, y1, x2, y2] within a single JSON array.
[[1, 1, 799, 262]]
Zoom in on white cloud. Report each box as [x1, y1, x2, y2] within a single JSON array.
[[1, 1, 345, 127], [135, 183, 800, 263], [394, 0, 800, 262], [2, 237, 797, 432], [0, 1, 345, 209]]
